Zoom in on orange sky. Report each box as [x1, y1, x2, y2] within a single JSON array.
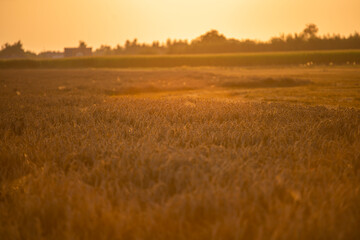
[[1, 0, 359, 53]]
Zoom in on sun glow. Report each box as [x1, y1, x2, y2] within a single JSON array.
[[0, 0, 359, 52]]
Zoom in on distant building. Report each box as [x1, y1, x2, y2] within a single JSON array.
[[37, 51, 64, 59], [64, 47, 92, 57]]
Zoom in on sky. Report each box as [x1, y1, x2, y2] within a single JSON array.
[[1, 0, 360, 53]]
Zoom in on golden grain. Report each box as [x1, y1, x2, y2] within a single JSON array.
[[0, 67, 360, 240]]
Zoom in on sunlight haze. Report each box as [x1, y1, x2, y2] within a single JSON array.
[[1, 0, 359, 52]]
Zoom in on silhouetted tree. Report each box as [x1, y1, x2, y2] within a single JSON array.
[[191, 30, 229, 53], [2, 23, 360, 58], [194, 30, 227, 44], [302, 24, 319, 39], [0, 41, 35, 58], [94, 45, 112, 55], [79, 41, 87, 48], [113, 44, 123, 54]]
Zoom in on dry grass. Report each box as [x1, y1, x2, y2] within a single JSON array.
[[0, 66, 360, 239], [1, 50, 359, 69]]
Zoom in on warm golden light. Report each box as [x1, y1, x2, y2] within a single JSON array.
[[1, 1, 360, 239], [1, 0, 359, 52], [0, 0, 360, 51]]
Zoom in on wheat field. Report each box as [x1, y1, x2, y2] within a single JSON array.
[[1, 50, 359, 69], [0, 66, 360, 239]]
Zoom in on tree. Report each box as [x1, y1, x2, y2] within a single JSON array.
[[302, 24, 319, 39], [193, 30, 227, 44], [94, 45, 112, 55], [0, 41, 29, 58], [79, 41, 87, 48]]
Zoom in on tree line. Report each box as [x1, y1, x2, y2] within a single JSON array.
[[1, 24, 360, 58]]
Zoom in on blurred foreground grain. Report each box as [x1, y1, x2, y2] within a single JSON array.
[[0, 67, 359, 240]]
